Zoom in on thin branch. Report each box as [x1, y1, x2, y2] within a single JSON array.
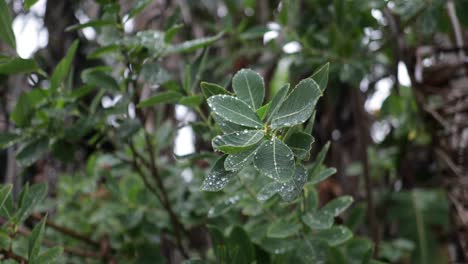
[[30, 213, 99, 247], [0, 248, 28, 263]]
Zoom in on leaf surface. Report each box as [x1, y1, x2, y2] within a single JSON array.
[[207, 95, 262, 128]]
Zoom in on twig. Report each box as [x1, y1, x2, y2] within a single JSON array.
[[30, 213, 99, 247], [142, 131, 189, 258], [0, 248, 28, 263], [351, 87, 379, 255]]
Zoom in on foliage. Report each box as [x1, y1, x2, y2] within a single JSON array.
[[0, 0, 461, 263]]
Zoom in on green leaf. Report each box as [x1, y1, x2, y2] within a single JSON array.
[[0, 0, 16, 49], [208, 195, 241, 218], [302, 210, 334, 230], [207, 226, 228, 261], [16, 137, 49, 167], [253, 138, 295, 183], [267, 221, 301, 238], [28, 215, 47, 262], [265, 84, 290, 123], [201, 156, 237, 191], [257, 165, 308, 202], [126, 0, 152, 21], [65, 20, 116, 31], [311, 62, 330, 92], [309, 167, 336, 185], [285, 131, 314, 160], [140, 63, 171, 86], [212, 114, 245, 134], [232, 69, 265, 110], [322, 196, 353, 217], [0, 228, 10, 248], [15, 183, 48, 223], [271, 78, 322, 129], [228, 226, 255, 263], [313, 226, 353, 246], [164, 24, 183, 43], [24, 0, 39, 10], [81, 69, 119, 91], [50, 40, 79, 92], [165, 31, 224, 54], [308, 141, 332, 183], [0, 184, 12, 209], [256, 102, 270, 120], [212, 130, 264, 154], [0, 132, 21, 148], [207, 95, 263, 128], [0, 57, 38, 75], [36, 247, 63, 264], [138, 91, 182, 108], [179, 95, 204, 108], [11, 92, 34, 127], [86, 44, 119, 59], [224, 141, 263, 171], [201, 82, 229, 98]]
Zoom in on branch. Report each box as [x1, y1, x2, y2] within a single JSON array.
[[0, 248, 28, 264], [30, 213, 99, 247]]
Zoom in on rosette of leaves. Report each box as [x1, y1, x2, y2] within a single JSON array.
[[201, 64, 329, 202]]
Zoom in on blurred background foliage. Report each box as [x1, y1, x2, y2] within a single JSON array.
[[0, 0, 467, 263]]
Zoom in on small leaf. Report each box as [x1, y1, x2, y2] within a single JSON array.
[[201, 82, 229, 98], [224, 141, 263, 171], [285, 131, 314, 160], [253, 138, 295, 183], [311, 62, 329, 92], [265, 84, 289, 123], [11, 92, 33, 127], [140, 63, 171, 86], [202, 156, 237, 191], [0, 132, 21, 148], [309, 167, 336, 185], [207, 225, 227, 261], [24, 0, 39, 10], [232, 69, 265, 110], [16, 137, 49, 167], [65, 20, 116, 31], [212, 114, 245, 134], [0, 0, 16, 49], [28, 215, 47, 262], [302, 210, 334, 230], [267, 221, 301, 238], [229, 226, 255, 263], [271, 78, 322, 129], [257, 165, 308, 202], [207, 95, 263, 128], [81, 69, 119, 91], [322, 196, 353, 217], [15, 183, 48, 223], [165, 31, 224, 54], [179, 95, 204, 108], [50, 40, 79, 92], [212, 130, 264, 154], [313, 226, 353, 246], [164, 24, 183, 43], [0, 184, 12, 209], [36, 247, 63, 264], [208, 195, 241, 218], [138, 91, 182, 108], [256, 102, 270, 120], [257, 182, 279, 201], [126, 0, 152, 21], [0, 228, 10, 248], [0, 57, 38, 75], [86, 44, 119, 59]]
